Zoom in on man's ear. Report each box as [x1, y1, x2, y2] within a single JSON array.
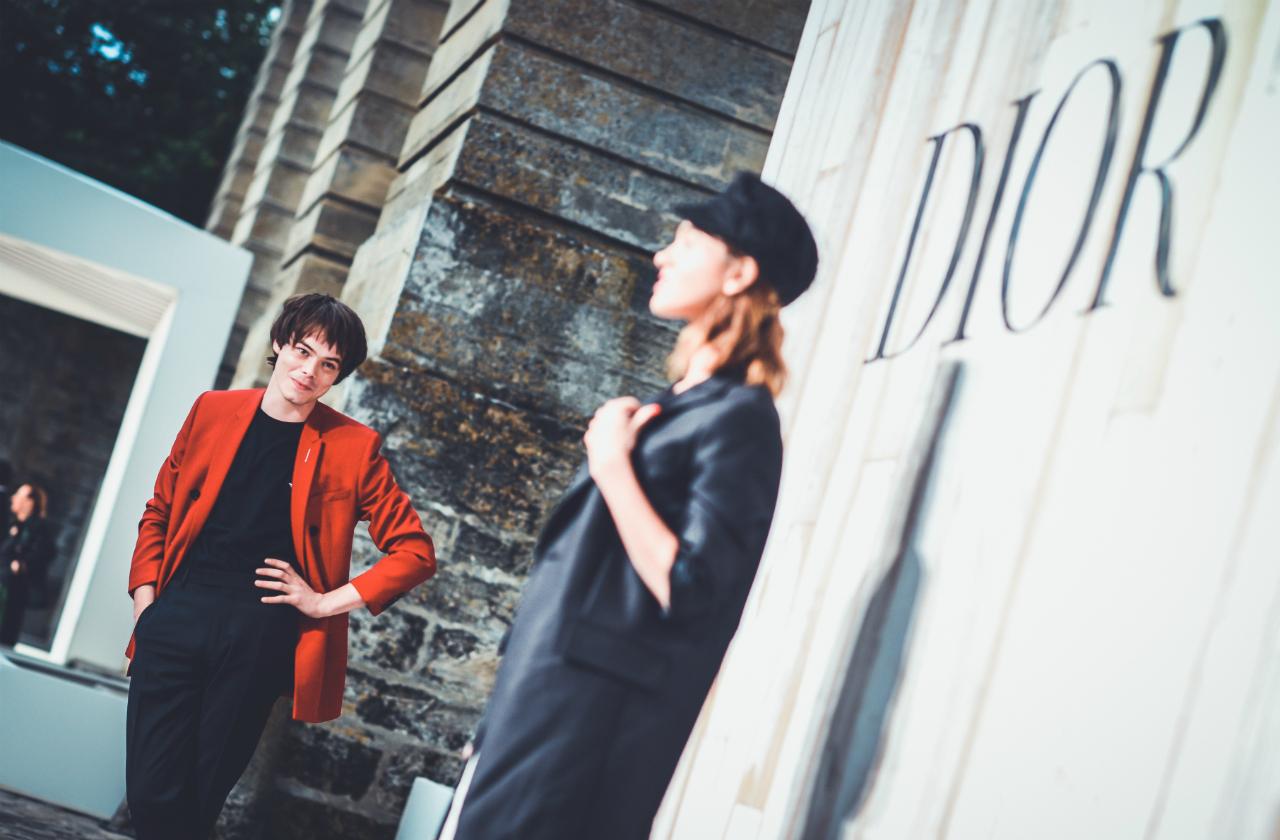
[[723, 254, 760, 296], [271, 340, 282, 355]]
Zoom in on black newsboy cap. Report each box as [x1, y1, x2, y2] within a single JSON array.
[[675, 172, 819, 306]]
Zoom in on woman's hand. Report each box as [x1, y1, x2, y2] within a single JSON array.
[[256, 557, 327, 617], [584, 397, 661, 482]]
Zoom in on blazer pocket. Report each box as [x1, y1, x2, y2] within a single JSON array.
[[561, 618, 668, 691], [310, 487, 352, 501]]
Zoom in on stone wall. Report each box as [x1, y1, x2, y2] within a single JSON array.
[[0, 294, 146, 648], [210, 1, 810, 836]]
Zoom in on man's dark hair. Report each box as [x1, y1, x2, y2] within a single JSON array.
[[267, 293, 368, 383]]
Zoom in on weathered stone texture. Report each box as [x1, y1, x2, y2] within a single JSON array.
[[646, 0, 809, 54], [503, 0, 793, 128]]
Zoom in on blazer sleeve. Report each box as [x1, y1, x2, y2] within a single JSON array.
[[128, 393, 204, 596], [664, 397, 783, 623], [348, 431, 436, 615]]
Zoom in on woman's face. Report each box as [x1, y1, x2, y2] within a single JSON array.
[[650, 221, 754, 321], [10, 485, 34, 520]]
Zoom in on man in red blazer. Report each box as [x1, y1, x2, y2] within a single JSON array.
[[124, 293, 435, 839]]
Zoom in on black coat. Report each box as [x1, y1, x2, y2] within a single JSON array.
[[456, 373, 784, 840], [1, 516, 54, 645]]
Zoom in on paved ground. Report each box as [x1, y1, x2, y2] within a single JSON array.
[[0, 790, 130, 840]]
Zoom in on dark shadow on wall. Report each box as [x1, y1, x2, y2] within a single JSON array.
[[800, 361, 962, 840], [0, 293, 147, 649]]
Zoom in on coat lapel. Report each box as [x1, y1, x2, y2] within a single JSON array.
[[290, 412, 324, 580], [533, 375, 738, 559], [175, 390, 260, 555]]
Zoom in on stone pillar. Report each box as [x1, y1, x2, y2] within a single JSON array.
[[206, 1, 309, 242], [231, 0, 450, 391], [224, 0, 370, 388], [252, 1, 807, 835]]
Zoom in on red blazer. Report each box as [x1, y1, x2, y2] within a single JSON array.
[[126, 388, 436, 722]]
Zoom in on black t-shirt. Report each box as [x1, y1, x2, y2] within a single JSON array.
[[186, 407, 305, 573]]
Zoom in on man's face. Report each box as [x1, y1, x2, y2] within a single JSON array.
[[10, 485, 33, 519], [268, 331, 343, 408]]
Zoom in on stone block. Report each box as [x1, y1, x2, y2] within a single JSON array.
[[258, 120, 322, 170], [230, 200, 294, 253], [374, 745, 464, 810], [267, 27, 304, 69], [418, 0, 509, 105], [264, 792, 394, 840], [645, 0, 809, 55], [347, 668, 477, 751], [243, 158, 310, 210], [354, 0, 448, 58], [452, 519, 533, 575], [207, 195, 244, 238], [246, 255, 284, 296], [300, 145, 397, 213], [243, 96, 277, 134], [272, 79, 345, 134], [348, 604, 431, 673], [379, 191, 674, 415], [285, 196, 378, 262], [278, 725, 383, 800], [320, 93, 417, 162], [228, 127, 268, 169], [252, 58, 293, 103], [298, 1, 368, 56], [276, 251, 351, 297], [439, 0, 490, 44], [506, 0, 793, 130], [349, 357, 584, 534], [475, 40, 770, 192], [450, 111, 709, 250], [283, 40, 352, 94], [335, 42, 433, 114], [400, 41, 494, 166], [383, 116, 467, 223]]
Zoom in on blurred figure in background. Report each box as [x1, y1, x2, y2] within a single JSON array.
[[1, 481, 53, 647]]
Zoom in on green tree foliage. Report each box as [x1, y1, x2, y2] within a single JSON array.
[[0, 0, 281, 226]]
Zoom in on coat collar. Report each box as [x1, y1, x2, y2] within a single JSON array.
[[546, 372, 745, 524], [649, 371, 741, 419], [178, 389, 333, 580]]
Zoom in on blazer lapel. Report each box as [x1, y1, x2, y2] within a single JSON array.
[[649, 374, 736, 423], [175, 390, 260, 554], [533, 378, 733, 559], [290, 418, 323, 580]]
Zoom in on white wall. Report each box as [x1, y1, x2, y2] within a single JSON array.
[[658, 1, 1280, 837], [0, 143, 251, 671]]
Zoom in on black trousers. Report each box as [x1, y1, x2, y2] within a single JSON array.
[[126, 566, 298, 840], [0, 574, 29, 646]]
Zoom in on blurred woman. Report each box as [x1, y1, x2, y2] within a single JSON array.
[[1, 482, 53, 647], [453, 172, 819, 840]]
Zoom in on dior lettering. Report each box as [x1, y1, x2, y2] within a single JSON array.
[[868, 17, 1228, 362]]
